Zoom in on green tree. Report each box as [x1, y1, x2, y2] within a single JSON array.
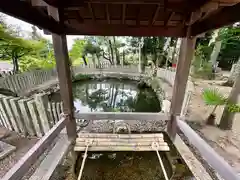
[[218, 26, 240, 70], [69, 39, 87, 65], [0, 25, 43, 73]]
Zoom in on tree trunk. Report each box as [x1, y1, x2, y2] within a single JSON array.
[[225, 57, 240, 86], [141, 54, 146, 73], [122, 50, 125, 65], [171, 40, 178, 63], [82, 55, 87, 65], [210, 40, 222, 72], [219, 71, 240, 130], [12, 56, 19, 73], [96, 54, 100, 67], [108, 39, 115, 65], [92, 54, 96, 67], [113, 36, 120, 65]]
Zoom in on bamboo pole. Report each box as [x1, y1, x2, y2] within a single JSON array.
[[76, 138, 164, 143], [76, 141, 168, 147], [77, 140, 93, 180], [74, 145, 169, 151], [152, 142, 169, 180], [78, 133, 164, 139]]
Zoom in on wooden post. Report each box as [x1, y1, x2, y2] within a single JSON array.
[[167, 36, 196, 139], [46, 5, 76, 139], [52, 34, 76, 139]]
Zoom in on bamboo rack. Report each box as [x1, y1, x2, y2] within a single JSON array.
[[75, 133, 169, 152]]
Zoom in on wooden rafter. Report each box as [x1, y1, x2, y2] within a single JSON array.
[[165, 11, 175, 26], [151, 4, 160, 25], [105, 4, 110, 24], [65, 23, 186, 36], [122, 4, 126, 24], [0, 0, 63, 34], [76, 11, 84, 23], [88, 2, 95, 21], [191, 3, 240, 36]]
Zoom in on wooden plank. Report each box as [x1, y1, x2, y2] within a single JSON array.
[[9, 98, 27, 135], [27, 100, 43, 137], [52, 33, 77, 139], [177, 118, 240, 180], [74, 112, 170, 121], [60, 102, 63, 113], [3, 97, 20, 133], [1, 117, 67, 180], [0, 101, 9, 128], [56, 102, 61, 122], [19, 99, 36, 136], [173, 134, 212, 180], [35, 93, 51, 132], [0, 110, 6, 127], [29, 135, 71, 180], [48, 102, 55, 124], [168, 35, 196, 139], [52, 102, 58, 124], [0, 96, 13, 130]]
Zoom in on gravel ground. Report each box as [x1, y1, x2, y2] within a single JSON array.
[[0, 127, 38, 178], [185, 79, 240, 179]]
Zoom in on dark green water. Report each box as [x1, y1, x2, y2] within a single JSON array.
[[72, 80, 161, 113]]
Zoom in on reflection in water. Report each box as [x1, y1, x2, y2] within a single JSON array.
[[73, 80, 161, 113]]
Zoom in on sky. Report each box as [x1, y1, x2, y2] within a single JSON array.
[[1, 12, 83, 50]]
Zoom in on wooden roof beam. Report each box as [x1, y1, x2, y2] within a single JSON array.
[[151, 5, 160, 26], [65, 23, 186, 37], [0, 0, 63, 34], [191, 3, 240, 36], [186, 1, 219, 26], [105, 4, 110, 24], [76, 11, 84, 23], [31, 0, 48, 7], [187, 0, 239, 26]]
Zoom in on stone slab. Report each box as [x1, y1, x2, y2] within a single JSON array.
[[0, 141, 16, 160]]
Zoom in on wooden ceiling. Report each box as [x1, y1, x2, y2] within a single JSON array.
[[1, 0, 240, 37]]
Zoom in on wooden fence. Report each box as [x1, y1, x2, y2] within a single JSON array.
[[0, 93, 63, 137], [0, 69, 57, 95]]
